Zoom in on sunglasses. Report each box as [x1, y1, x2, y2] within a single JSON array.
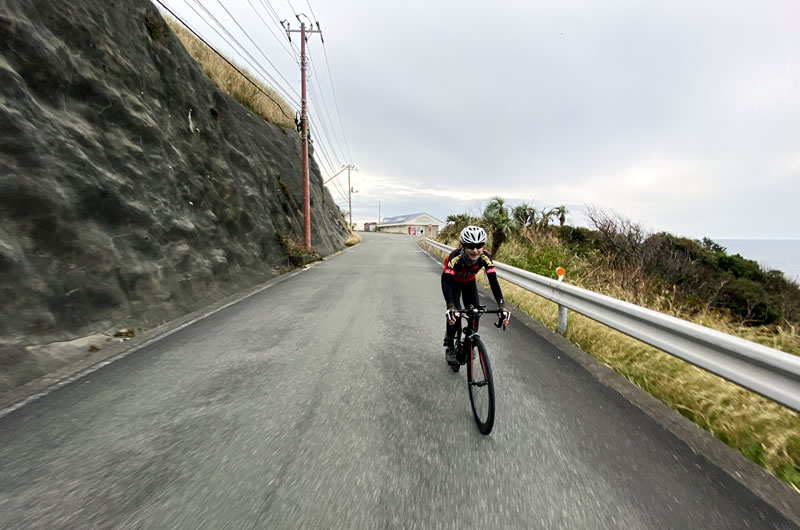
[[464, 244, 484, 250]]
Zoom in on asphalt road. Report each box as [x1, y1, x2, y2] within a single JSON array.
[[0, 232, 795, 529]]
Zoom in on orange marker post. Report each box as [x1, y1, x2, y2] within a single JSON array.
[[556, 266, 567, 334]]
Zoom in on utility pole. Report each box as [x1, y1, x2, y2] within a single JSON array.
[[284, 17, 322, 249], [345, 164, 356, 230], [348, 165, 352, 230]]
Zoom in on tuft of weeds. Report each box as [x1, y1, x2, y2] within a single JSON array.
[[274, 233, 320, 267], [344, 232, 362, 247]]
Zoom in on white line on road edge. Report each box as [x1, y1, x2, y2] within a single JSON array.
[[0, 268, 309, 419]]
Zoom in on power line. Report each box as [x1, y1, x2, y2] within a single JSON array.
[[294, 0, 354, 162], [327, 170, 348, 202], [320, 40, 353, 162], [153, 0, 293, 120], [308, 124, 337, 175], [168, 0, 344, 181], [206, 0, 301, 102], [160, 0, 349, 224], [332, 184, 348, 204], [248, 0, 298, 61], [263, 0, 295, 49], [177, 0, 299, 107], [263, 0, 351, 175], [299, 0, 352, 161], [248, 0, 345, 172], [191, 0, 348, 212], [307, 131, 350, 207], [304, 0, 318, 22], [307, 50, 346, 162], [307, 83, 344, 165]]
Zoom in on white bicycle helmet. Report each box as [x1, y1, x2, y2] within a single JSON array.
[[459, 225, 487, 246]]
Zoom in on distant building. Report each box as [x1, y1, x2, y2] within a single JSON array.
[[376, 212, 444, 236], [363, 222, 378, 232]]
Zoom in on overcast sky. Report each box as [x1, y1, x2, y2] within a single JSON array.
[[161, 0, 799, 239]]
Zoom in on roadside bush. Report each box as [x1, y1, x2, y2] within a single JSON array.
[[723, 278, 781, 325], [556, 225, 596, 256], [717, 254, 766, 282], [581, 206, 800, 327], [273, 233, 320, 267], [503, 243, 573, 278]]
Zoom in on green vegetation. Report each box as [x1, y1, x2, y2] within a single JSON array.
[[432, 199, 800, 490], [273, 233, 320, 267], [481, 197, 515, 257], [443, 203, 800, 328]]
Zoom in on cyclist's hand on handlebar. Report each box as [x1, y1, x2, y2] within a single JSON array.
[[445, 306, 458, 325], [497, 304, 510, 328]]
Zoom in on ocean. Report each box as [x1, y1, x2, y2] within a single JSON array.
[[716, 240, 800, 284]]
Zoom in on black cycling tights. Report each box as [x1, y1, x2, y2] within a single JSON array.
[[446, 280, 479, 339]]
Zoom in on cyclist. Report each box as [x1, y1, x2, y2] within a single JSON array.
[[441, 225, 510, 366]]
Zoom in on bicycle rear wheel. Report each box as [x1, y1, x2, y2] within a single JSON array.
[[467, 337, 495, 435]]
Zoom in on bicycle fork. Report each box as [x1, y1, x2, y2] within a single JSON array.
[[462, 333, 489, 386]]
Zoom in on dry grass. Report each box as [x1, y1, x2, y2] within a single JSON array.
[[164, 18, 294, 129], [422, 240, 800, 490], [344, 232, 362, 247]]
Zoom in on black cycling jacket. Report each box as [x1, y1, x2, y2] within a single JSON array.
[[441, 248, 504, 308]]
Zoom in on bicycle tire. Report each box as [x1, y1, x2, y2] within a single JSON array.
[[467, 337, 495, 435]]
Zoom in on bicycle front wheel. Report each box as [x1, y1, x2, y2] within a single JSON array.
[[467, 337, 495, 435]]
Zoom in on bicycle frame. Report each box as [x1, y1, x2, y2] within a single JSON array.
[[452, 306, 504, 360], [456, 314, 480, 353]]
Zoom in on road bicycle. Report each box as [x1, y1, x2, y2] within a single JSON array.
[[447, 305, 506, 435]]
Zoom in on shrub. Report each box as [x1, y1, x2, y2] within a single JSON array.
[[273, 233, 319, 267], [723, 278, 781, 325], [505, 244, 573, 278]]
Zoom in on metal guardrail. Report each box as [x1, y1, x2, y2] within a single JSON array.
[[422, 238, 800, 412]]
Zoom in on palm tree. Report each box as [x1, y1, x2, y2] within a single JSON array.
[[554, 205, 567, 227], [512, 202, 537, 229], [446, 213, 476, 231], [482, 197, 516, 257], [442, 213, 479, 244]]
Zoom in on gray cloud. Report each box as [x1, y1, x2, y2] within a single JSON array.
[[165, 0, 800, 238]]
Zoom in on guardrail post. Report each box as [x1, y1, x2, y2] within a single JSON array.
[[557, 305, 567, 335], [556, 267, 567, 335]]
